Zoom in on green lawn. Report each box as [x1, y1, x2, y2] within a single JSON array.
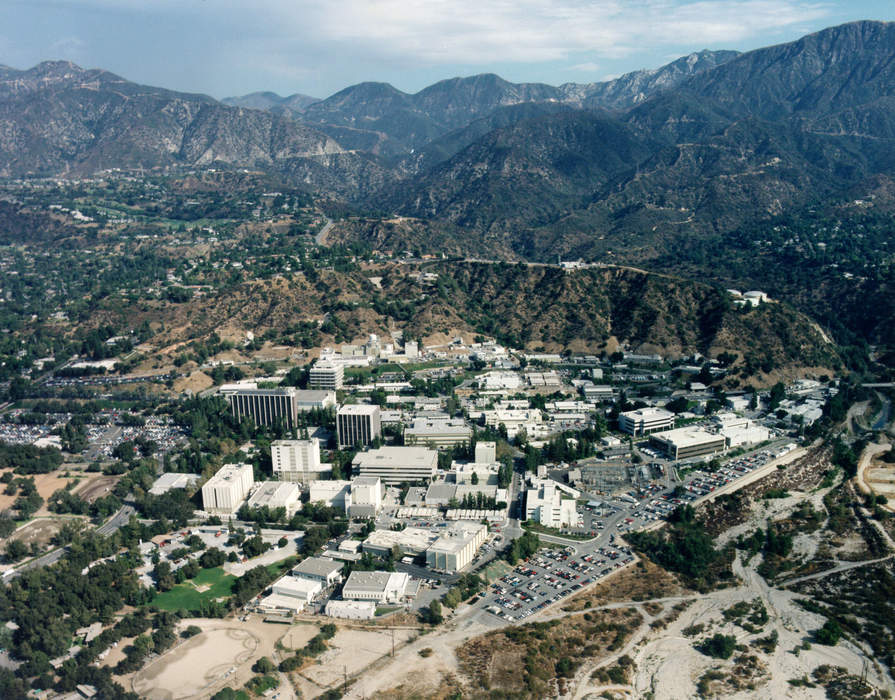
[[482, 559, 513, 582], [152, 567, 235, 612]]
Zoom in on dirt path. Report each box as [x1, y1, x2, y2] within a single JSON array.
[[855, 440, 894, 510]]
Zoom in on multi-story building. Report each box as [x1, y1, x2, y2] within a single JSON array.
[[403, 418, 472, 449], [271, 438, 331, 482], [309, 361, 344, 390], [308, 480, 352, 510], [649, 427, 727, 460], [337, 404, 382, 448], [246, 481, 302, 517], [425, 522, 488, 573], [352, 446, 437, 485], [201, 463, 254, 515], [292, 557, 344, 587], [294, 389, 337, 411], [221, 385, 298, 430], [475, 441, 497, 464], [618, 407, 675, 436], [524, 478, 581, 529]]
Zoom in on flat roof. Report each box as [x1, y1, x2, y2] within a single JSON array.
[[274, 576, 322, 594], [343, 570, 408, 594], [353, 446, 437, 467], [651, 427, 726, 447], [338, 404, 380, 415], [205, 463, 252, 486], [248, 481, 300, 507], [621, 407, 674, 420], [293, 556, 344, 578], [352, 476, 381, 487]]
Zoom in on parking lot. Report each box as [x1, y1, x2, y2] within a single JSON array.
[[475, 543, 635, 623]]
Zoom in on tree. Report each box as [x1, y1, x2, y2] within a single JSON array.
[[5, 539, 28, 562], [699, 633, 736, 659], [814, 619, 842, 645]]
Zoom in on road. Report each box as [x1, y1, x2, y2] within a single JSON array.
[[96, 504, 136, 536], [315, 217, 334, 246]]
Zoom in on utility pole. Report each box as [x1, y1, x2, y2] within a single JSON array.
[[391, 627, 395, 657]]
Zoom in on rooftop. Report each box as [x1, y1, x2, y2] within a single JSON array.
[[293, 556, 344, 578]]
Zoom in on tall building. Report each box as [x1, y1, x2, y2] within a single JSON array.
[[271, 438, 330, 482], [524, 478, 581, 529], [309, 361, 344, 390], [475, 441, 497, 464], [221, 385, 297, 430], [201, 463, 254, 515], [336, 404, 381, 448], [426, 522, 488, 573], [618, 407, 675, 436]]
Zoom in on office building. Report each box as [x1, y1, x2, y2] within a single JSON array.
[[308, 480, 351, 510], [349, 476, 382, 517], [272, 576, 321, 604], [426, 522, 488, 573], [618, 407, 675, 436], [524, 478, 581, 529], [201, 463, 254, 515], [362, 528, 439, 557], [221, 385, 298, 430], [649, 427, 727, 460], [149, 472, 200, 496], [403, 418, 472, 449], [337, 404, 381, 448], [341, 571, 412, 603], [271, 438, 331, 482], [309, 361, 344, 390], [246, 481, 302, 517], [352, 446, 437, 485], [475, 441, 497, 464]]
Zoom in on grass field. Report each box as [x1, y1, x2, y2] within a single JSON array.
[[152, 567, 235, 612], [482, 559, 513, 582]]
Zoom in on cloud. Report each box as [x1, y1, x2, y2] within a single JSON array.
[[30, 0, 832, 66], [570, 62, 602, 72]]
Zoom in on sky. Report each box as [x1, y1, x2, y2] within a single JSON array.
[[1, 1, 893, 100]]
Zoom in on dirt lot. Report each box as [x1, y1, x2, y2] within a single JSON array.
[[561, 558, 690, 612], [71, 474, 120, 503], [130, 616, 296, 700], [4, 516, 74, 549], [295, 626, 418, 699], [0, 469, 78, 515]]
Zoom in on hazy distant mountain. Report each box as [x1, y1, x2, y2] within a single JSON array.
[[0, 61, 341, 176], [221, 91, 319, 115]]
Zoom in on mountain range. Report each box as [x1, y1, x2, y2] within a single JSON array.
[[1, 20, 894, 349]]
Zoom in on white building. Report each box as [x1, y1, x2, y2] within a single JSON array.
[[483, 408, 543, 439], [337, 404, 382, 448], [403, 418, 472, 449], [294, 389, 337, 411], [349, 476, 382, 515], [404, 341, 419, 358], [273, 576, 322, 604], [582, 384, 615, 402], [426, 522, 488, 573], [341, 571, 412, 603], [292, 557, 344, 587], [149, 472, 200, 496], [525, 478, 581, 529], [362, 527, 439, 557], [308, 480, 351, 510], [246, 481, 302, 517], [325, 599, 376, 620], [649, 427, 727, 460], [618, 407, 675, 436], [479, 371, 523, 391], [309, 361, 344, 390], [475, 441, 497, 464], [271, 438, 331, 482], [352, 446, 438, 485], [201, 463, 254, 515]]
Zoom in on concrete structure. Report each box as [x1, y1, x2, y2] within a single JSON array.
[[349, 476, 382, 517], [483, 408, 543, 439], [403, 418, 472, 449], [712, 414, 770, 448], [201, 463, 254, 515], [475, 441, 497, 464], [525, 478, 581, 529], [353, 446, 438, 485], [292, 557, 344, 587], [325, 599, 376, 620], [618, 407, 675, 436], [294, 389, 337, 411], [272, 575, 322, 604], [309, 361, 344, 390], [583, 384, 615, 402], [649, 427, 727, 460], [149, 472, 200, 496], [246, 481, 302, 517], [337, 404, 382, 448], [404, 340, 419, 358], [341, 571, 412, 603], [362, 527, 439, 557], [271, 438, 331, 482], [426, 522, 488, 573], [308, 480, 351, 510], [221, 385, 298, 430]]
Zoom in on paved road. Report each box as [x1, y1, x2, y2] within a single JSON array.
[[96, 504, 136, 536], [780, 553, 895, 587], [314, 217, 334, 246]]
